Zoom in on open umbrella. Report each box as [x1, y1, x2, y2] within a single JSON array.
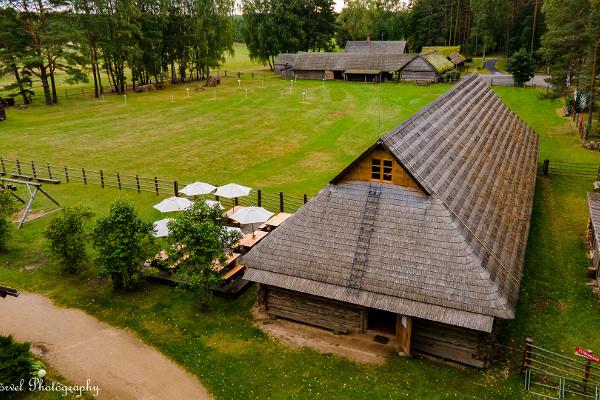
[[153, 218, 173, 237], [153, 197, 193, 213], [180, 182, 216, 196], [214, 183, 251, 198], [204, 199, 224, 209], [230, 206, 274, 236]]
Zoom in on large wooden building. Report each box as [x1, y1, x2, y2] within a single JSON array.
[[586, 193, 600, 294], [242, 74, 539, 368]]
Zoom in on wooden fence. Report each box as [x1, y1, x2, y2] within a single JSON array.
[[539, 160, 600, 180], [521, 338, 600, 399], [0, 157, 309, 213]]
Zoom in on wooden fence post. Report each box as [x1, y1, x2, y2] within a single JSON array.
[[82, 168, 87, 184], [154, 176, 159, 196], [47, 164, 52, 180], [100, 170, 104, 188], [257, 190, 262, 207], [543, 159, 550, 176], [0, 157, 5, 175], [584, 356, 592, 385], [16, 159, 21, 175], [521, 338, 534, 375], [279, 192, 284, 212], [117, 173, 121, 190], [64, 166, 69, 183], [173, 181, 179, 197], [31, 161, 36, 179], [304, 194, 308, 204], [136, 175, 140, 193]]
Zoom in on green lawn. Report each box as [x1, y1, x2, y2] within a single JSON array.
[[1, 66, 600, 399]]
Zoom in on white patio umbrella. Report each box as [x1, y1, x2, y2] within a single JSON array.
[[223, 226, 243, 235], [204, 199, 224, 209], [153, 218, 173, 238], [214, 183, 252, 198], [230, 206, 274, 237], [179, 182, 216, 196], [153, 197, 193, 213]]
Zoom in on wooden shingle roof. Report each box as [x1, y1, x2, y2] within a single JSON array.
[[448, 52, 466, 65], [242, 74, 539, 332], [291, 52, 417, 72], [345, 40, 407, 54], [274, 53, 297, 66], [588, 193, 600, 246]]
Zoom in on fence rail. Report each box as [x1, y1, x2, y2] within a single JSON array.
[[0, 157, 309, 213], [522, 338, 600, 399], [539, 160, 600, 179]]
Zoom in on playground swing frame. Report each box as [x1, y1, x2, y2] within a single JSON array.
[[0, 177, 61, 229]]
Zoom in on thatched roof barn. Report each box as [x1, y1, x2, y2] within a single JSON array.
[[288, 52, 417, 82], [242, 74, 539, 367], [344, 40, 408, 54], [447, 52, 466, 68]]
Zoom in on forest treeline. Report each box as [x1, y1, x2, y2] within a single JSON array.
[[0, 0, 598, 106], [0, 0, 235, 105]]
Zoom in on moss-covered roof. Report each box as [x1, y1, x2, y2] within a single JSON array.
[[422, 51, 455, 73], [421, 46, 461, 57]]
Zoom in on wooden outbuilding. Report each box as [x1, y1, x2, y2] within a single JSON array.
[[398, 52, 455, 82], [288, 52, 416, 82], [242, 74, 540, 368], [586, 193, 600, 283], [274, 53, 297, 79]]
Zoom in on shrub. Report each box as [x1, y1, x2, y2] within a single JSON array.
[[0, 335, 45, 396], [0, 190, 17, 251], [167, 201, 242, 310], [444, 69, 460, 82], [506, 49, 536, 87], [92, 200, 155, 290], [43, 205, 94, 274]]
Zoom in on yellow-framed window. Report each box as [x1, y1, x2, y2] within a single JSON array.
[[371, 159, 393, 182]]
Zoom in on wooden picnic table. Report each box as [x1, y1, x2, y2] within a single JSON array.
[[259, 212, 292, 231], [236, 230, 269, 252], [213, 252, 241, 272]]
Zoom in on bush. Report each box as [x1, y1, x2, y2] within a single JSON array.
[[43, 205, 94, 273], [443, 69, 460, 82], [0, 190, 17, 251], [0, 335, 45, 396], [92, 200, 155, 290], [506, 49, 536, 87], [168, 201, 242, 310]]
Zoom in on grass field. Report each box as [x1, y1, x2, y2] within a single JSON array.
[[1, 50, 600, 399]]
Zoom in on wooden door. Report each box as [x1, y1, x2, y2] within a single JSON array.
[[396, 315, 412, 356]]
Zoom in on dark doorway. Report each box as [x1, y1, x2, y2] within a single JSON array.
[[367, 309, 397, 335]]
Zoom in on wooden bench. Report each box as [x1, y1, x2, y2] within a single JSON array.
[[222, 264, 244, 280], [35, 177, 61, 184]]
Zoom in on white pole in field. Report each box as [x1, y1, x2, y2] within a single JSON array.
[[244, 88, 248, 97], [123, 94, 127, 105], [101, 94, 105, 101], [170, 94, 174, 102], [280, 88, 283, 97], [322, 78, 325, 86], [186, 88, 190, 97], [302, 91, 306, 103], [237, 79, 241, 87], [213, 90, 216, 99]]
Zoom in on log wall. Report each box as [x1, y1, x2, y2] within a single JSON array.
[[399, 57, 438, 82], [264, 286, 366, 333], [294, 70, 326, 80], [411, 318, 495, 368]]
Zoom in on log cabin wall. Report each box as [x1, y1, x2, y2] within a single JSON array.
[[294, 70, 326, 80], [399, 57, 438, 82], [411, 318, 495, 368], [338, 147, 423, 191], [264, 286, 366, 333]]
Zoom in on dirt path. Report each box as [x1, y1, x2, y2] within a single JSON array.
[[0, 292, 211, 399]]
